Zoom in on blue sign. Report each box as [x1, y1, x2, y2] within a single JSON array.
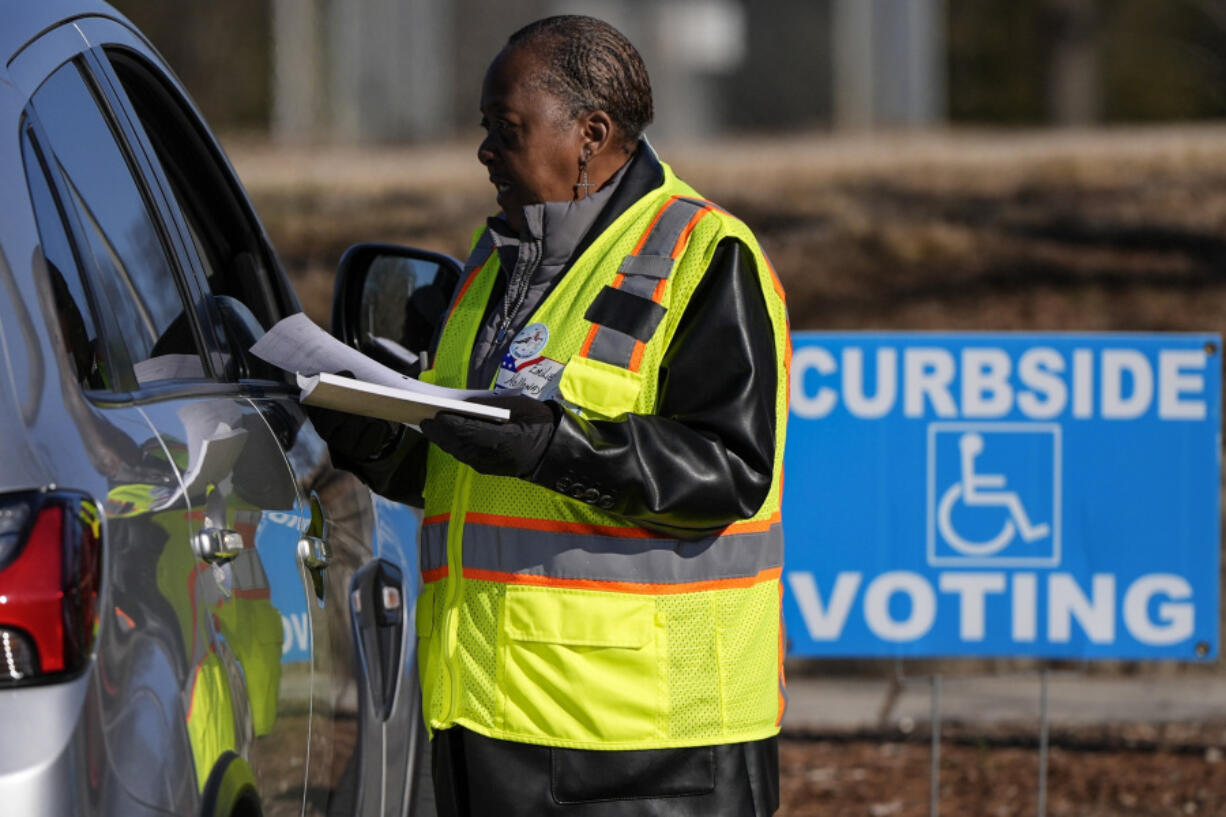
[[254, 511, 313, 664], [262, 497, 421, 666], [782, 333, 1220, 660]]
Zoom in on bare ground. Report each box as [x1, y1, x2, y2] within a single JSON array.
[[780, 729, 1226, 817], [225, 126, 1226, 816]]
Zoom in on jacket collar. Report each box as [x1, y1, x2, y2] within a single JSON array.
[[486, 153, 631, 270], [482, 138, 665, 275]]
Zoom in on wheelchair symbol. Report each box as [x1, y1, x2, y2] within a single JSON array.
[[937, 432, 1051, 557]]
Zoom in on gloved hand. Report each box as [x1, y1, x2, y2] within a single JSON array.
[[419, 394, 559, 477], [304, 375, 404, 464]]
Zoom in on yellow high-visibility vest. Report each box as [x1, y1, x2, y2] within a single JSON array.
[[416, 164, 790, 750]]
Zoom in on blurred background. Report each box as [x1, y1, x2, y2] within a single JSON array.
[[111, 0, 1226, 138], [109, 1, 1226, 815], [106, 0, 1226, 342]]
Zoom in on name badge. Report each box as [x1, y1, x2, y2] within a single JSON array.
[[496, 323, 564, 400]]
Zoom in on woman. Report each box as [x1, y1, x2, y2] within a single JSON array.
[[326, 15, 789, 816]]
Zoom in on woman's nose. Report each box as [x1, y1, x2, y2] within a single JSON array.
[[477, 135, 495, 166]]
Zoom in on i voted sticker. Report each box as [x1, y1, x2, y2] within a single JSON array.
[[510, 323, 549, 360]]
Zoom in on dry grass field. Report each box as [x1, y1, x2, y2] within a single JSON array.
[[228, 125, 1226, 337], [227, 126, 1226, 817]]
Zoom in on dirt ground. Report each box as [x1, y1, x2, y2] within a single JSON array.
[[779, 731, 1226, 817], [225, 126, 1226, 816]]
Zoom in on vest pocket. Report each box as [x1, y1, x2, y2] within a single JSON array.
[[558, 356, 643, 420], [499, 585, 662, 744], [415, 583, 436, 638]]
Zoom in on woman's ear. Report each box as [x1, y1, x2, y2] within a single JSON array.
[[579, 110, 615, 159]]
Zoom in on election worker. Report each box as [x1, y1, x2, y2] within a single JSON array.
[[316, 15, 789, 816]]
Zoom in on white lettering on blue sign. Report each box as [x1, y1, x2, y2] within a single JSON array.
[[791, 346, 1208, 421], [264, 511, 299, 527], [782, 333, 1219, 660], [281, 612, 310, 657], [787, 570, 1195, 647]]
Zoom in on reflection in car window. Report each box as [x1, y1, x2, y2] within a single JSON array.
[[107, 51, 287, 335], [21, 128, 110, 391], [30, 61, 205, 387], [105, 50, 295, 383]]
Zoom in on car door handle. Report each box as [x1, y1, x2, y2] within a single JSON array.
[[192, 527, 244, 564], [298, 535, 331, 570]]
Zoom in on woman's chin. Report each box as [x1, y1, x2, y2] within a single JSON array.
[[497, 197, 525, 229]]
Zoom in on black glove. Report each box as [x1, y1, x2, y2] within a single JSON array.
[[419, 395, 559, 477], [305, 404, 404, 463]]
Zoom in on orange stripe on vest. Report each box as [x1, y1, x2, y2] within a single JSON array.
[[460, 566, 783, 596]]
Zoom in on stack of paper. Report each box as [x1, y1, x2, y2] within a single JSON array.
[[251, 313, 509, 425]]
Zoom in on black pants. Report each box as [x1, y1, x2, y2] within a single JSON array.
[[431, 727, 779, 817]]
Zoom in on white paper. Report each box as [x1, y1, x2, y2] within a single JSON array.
[[133, 353, 206, 384], [251, 313, 488, 400], [177, 400, 244, 457], [297, 372, 509, 426], [154, 401, 249, 509], [179, 428, 249, 497]]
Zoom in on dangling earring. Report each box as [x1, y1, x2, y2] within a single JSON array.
[[575, 153, 595, 199]]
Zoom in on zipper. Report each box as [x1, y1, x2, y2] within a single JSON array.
[[492, 237, 539, 346]]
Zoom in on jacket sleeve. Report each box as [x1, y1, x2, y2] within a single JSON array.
[[324, 425, 430, 508], [528, 237, 779, 540]]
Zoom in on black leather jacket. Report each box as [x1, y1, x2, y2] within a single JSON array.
[[331, 145, 780, 541]]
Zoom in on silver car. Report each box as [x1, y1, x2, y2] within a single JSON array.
[[0, 1, 430, 814]]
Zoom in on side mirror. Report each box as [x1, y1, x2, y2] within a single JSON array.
[[332, 243, 462, 374]]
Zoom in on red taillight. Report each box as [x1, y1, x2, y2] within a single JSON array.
[[0, 492, 102, 685]]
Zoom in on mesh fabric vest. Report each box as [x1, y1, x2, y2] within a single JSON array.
[[416, 164, 790, 750]]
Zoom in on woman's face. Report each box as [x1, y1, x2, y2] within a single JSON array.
[[478, 46, 584, 231]]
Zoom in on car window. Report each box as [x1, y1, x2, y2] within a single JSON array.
[[105, 50, 290, 339], [21, 127, 112, 391], [28, 60, 206, 389]]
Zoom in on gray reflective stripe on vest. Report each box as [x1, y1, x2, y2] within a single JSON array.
[[422, 518, 782, 584], [584, 197, 710, 369], [584, 325, 639, 370], [421, 521, 449, 573]]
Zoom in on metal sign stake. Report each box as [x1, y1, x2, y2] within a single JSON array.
[[930, 673, 941, 817], [1038, 668, 1050, 817]]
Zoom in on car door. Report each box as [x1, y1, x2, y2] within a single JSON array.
[[15, 34, 317, 816], [72, 17, 424, 816]]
